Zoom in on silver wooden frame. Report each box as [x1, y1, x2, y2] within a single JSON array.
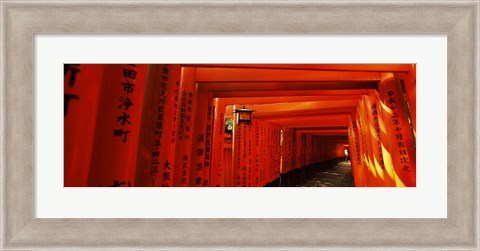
[[1, 0, 478, 250]]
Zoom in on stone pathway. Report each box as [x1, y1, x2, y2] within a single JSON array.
[[298, 161, 354, 187]]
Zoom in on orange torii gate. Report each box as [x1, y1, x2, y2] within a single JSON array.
[[63, 64, 416, 187]]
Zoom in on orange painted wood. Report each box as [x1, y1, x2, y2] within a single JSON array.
[[254, 107, 355, 120], [210, 98, 226, 187], [190, 85, 212, 187], [399, 65, 417, 137], [224, 148, 233, 187], [378, 74, 416, 187], [232, 105, 241, 186], [157, 65, 182, 187], [252, 119, 261, 186], [357, 98, 380, 186], [252, 100, 358, 113], [223, 95, 364, 105], [87, 64, 147, 187], [183, 64, 410, 72], [231, 109, 256, 186], [196, 68, 381, 82], [246, 121, 255, 187], [64, 64, 105, 187], [281, 128, 293, 174], [203, 81, 378, 92], [377, 94, 400, 187], [348, 116, 366, 187], [255, 120, 266, 186], [65, 64, 416, 187], [263, 114, 350, 128], [272, 127, 281, 180], [364, 91, 388, 186], [306, 134, 313, 166], [135, 64, 181, 187], [268, 126, 276, 181], [173, 67, 197, 187], [203, 95, 215, 186], [297, 130, 347, 135], [213, 89, 370, 98]]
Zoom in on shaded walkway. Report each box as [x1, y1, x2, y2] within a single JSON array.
[[298, 161, 354, 187]]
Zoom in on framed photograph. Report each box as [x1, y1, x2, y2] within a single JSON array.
[[1, 0, 478, 250]]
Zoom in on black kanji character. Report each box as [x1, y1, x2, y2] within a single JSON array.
[[123, 68, 137, 79], [163, 172, 171, 181], [387, 97, 397, 105], [164, 160, 171, 170], [113, 129, 131, 143], [121, 82, 136, 95], [111, 180, 126, 187], [396, 134, 403, 141], [116, 112, 132, 126], [64, 94, 79, 116], [118, 96, 134, 110], [64, 64, 81, 87]]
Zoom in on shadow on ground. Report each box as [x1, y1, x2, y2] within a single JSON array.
[[297, 161, 354, 187]]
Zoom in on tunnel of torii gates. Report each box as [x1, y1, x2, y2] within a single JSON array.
[[64, 64, 416, 187]]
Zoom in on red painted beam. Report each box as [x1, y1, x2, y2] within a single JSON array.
[[183, 64, 411, 73], [196, 68, 381, 82], [264, 114, 350, 127], [213, 89, 370, 98], [253, 107, 356, 119], [202, 81, 378, 92], [222, 95, 364, 105]]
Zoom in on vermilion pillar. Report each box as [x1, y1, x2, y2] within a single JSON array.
[[255, 119, 267, 186], [378, 73, 416, 187], [358, 97, 380, 186], [210, 98, 226, 187], [64, 64, 104, 187], [365, 91, 388, 185], [377, 95, 399, 187], [203, 95, 215, 186], [87, 64, 147, 187], [173, 67, 197, 187], [134, 64, 181, 187], [399, 64, 416, 137], [306, 134, 313, 166], [190, 84, 213, 187], [272, 126, 281, 182], [349, 115, 366, 186], [232, 104, 254, 187], [281, 128, 293, 174], [252, 119, 261, 186]]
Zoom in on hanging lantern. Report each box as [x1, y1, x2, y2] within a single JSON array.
[[234, 105, 255, 125]]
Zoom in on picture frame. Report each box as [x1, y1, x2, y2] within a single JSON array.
[[1, 0, 478, 250]]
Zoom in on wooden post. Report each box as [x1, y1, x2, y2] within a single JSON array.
[[378, 73, 416, 187], [87, 64, 147, 187], [64, 64, 104, 186]]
